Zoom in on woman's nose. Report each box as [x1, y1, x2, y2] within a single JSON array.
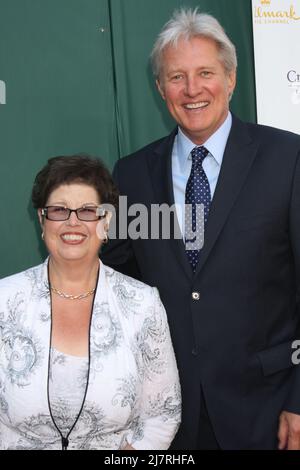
[[67, 210, 80, 225]]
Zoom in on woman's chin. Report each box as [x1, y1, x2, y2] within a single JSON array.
[[54, 248, 89, 262]]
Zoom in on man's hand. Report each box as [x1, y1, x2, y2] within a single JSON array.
[[278, 411, 300, 450]]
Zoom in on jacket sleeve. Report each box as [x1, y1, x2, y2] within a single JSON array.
[[126, 287, 181, 450], [284, 150, 300, 413]]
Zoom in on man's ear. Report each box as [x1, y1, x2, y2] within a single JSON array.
[[156, 79, 166, 100], [227, 69, 237, 99]]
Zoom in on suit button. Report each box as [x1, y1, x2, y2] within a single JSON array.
[[192, 292, 200, 301], [192, 348, 198, 356]]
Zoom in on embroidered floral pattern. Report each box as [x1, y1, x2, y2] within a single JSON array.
[[0, 293, 42, 387], [107, 269, 145, 318], [24, 266, 49, 303], [132, 310, 168, 380], [147, 384, 182, 422], [89, 301, 123, 375], [112, 374, 139, 410], [0, 261, 181, 450]]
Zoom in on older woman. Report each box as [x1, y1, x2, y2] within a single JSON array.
[[0, 155, 181, 450]]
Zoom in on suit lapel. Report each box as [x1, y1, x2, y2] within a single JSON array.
[[194, 116, 259, 277], [146, 130, 176, 209], [147, 129, 193, 280], [146, 118, 259, 280]]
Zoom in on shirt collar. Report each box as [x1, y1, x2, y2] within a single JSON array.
[[176, 112, 232, 171]]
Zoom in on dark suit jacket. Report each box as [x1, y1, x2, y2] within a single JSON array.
[[101, 115, 300, 449]]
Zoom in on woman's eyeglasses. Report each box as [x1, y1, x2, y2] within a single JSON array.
[[41, 205, 106, 222]]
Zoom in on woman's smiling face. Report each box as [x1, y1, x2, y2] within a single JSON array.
[[39, 183, 102, 263]]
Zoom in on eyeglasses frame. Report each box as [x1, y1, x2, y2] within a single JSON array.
[[41, 205, 107, 222]]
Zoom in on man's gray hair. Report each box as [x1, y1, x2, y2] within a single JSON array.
[[151, 8, 237, 79]]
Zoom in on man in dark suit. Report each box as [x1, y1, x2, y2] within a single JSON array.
[[101, 8, 300, 449]]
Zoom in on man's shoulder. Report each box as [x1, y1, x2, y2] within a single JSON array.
[[238, 118, 300, 145], [115, 130, 177, 171]]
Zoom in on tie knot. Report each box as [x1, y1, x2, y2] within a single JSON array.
[[191, 146, 209, 166]]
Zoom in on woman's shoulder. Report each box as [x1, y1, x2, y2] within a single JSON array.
[[102, 263, 159, 299], [101, 265, 169, 343], [101, 264, 165, 329], [0, 262, 46, 292]]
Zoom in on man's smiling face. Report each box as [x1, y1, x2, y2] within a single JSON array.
[[157, 35, 236, 145]]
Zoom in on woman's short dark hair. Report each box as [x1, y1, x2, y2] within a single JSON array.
[[31, 155, 119, 208]]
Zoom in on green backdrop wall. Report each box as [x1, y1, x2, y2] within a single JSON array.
[[0, 0, 256, 277]]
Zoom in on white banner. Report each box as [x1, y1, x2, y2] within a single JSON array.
[[252, 0, 300, 134]]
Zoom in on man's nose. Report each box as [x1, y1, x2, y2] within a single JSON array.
[[184, 76, 201, 97]]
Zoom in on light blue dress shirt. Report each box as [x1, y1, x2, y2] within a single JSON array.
[[172, 112, 232, 235]]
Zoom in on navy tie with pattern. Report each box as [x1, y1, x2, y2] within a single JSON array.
[[185, 146, 211, 272]]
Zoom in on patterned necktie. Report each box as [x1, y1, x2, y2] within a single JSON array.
[[185, 146, 211, 271]]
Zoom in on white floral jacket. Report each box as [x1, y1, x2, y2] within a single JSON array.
[[0, 259, 181, 450]]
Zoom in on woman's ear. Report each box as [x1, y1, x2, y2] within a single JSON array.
[[105, 210, 113, 229], [37, 209, 44, 227]]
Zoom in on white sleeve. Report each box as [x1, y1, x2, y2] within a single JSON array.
[[126, 287, 181, 450]]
